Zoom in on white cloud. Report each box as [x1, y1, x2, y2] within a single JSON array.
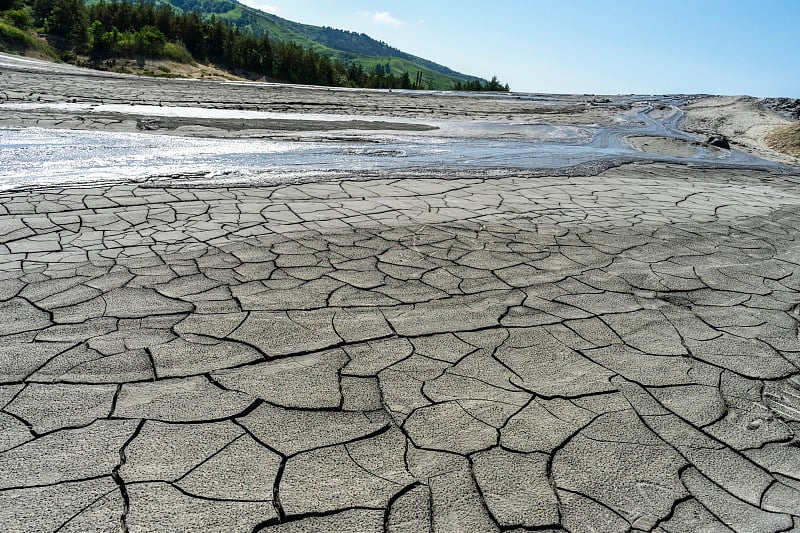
[[239, 1, 280, 14], [370, 11, 403, 27]]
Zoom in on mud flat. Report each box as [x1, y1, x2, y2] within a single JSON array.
[[2, 53, 800, 532], [0, 52, 621, 130]]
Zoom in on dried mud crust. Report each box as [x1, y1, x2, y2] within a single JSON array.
[[2, 165, 800, 531], [625, 135, 702, 158]]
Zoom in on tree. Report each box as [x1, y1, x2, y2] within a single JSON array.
[[257, 34, 272, 75], [456, 76, 510, 92], [347, 62, 365, 86], [134, 25, 165, 55], [112, 0, 133, 31], [154, 3, 175, 39], [88, 19, 106, 53], [317, 54, 334, 86], [46, 0, 88, 47], [176, 11, 204, 57], [400, 71, 411, 89], [369, 63, 386, 88], [3, 8, 33, 28], [31, 0, 54, 27], [0, 0, 21, 11]]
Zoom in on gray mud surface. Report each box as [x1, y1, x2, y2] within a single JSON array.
[[0, 53, 620, 126], [2, 53, 800, 532]]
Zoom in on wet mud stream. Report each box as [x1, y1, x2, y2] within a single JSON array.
[[2, 104, 792, 190]]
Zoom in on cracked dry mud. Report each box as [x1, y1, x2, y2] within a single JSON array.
[[3, 163, 800, 532]]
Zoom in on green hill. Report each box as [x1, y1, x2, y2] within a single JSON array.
[[155, 0, 485, 89], [3, 0, 504, 90]]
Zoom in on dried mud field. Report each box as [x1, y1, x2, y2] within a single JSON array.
[[2, 53, 800, 532]]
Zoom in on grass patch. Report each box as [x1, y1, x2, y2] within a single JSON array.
[[0, 18, 58, 58], [766, 122, 800, 158], [3, 9, 32, 30], [161, 41, 192, 63], [0, 18, 34, 47]]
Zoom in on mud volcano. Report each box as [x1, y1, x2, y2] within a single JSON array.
[[2, 53, 800, 531]]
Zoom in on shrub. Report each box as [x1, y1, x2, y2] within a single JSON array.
[[162, 41, 191, 63], [0, 0, 21, 10], [133, 25, 165, 56], [3, 8, 32, 29], [0, 18, 30, 45]]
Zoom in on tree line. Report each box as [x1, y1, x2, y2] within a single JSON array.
[[454, 76, 510, 92], [2, 0, 510, 91]]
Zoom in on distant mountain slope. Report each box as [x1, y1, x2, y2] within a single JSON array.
[[159, 0, 485, 89]]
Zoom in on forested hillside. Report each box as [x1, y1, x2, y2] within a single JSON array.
[[157, 0, 479, 85], [0, 0, 510, 91]]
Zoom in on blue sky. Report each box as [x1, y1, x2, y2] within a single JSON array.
[[240, 0, 799, 97]]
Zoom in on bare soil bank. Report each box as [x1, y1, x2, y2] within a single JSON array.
[[682, 95, 800, 164], [766, 121, 800, 158]]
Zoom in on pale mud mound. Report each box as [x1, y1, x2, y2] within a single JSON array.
[[682, 96, 797, 163], [626, 135, 699, 158], [766, 121, 800, 159]]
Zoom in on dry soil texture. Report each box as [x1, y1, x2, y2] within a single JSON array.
[[2, 54, 800, 532]]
